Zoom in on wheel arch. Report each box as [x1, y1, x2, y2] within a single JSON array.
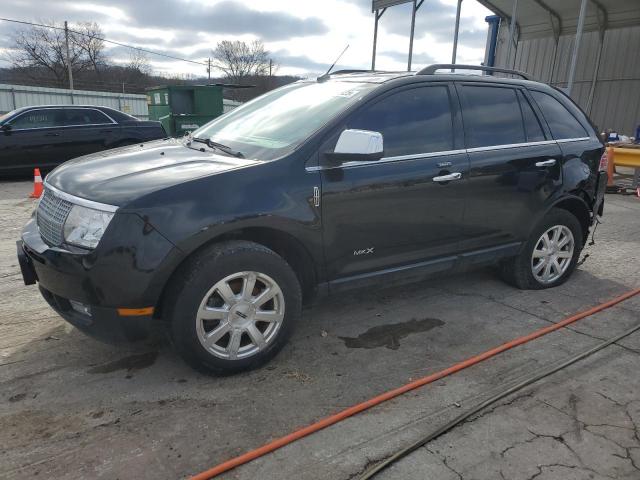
[[154, 226, 319, 320], [548, 194, 591, 244]]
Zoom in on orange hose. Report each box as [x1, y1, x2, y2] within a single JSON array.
[[191, 287, 640, 480]]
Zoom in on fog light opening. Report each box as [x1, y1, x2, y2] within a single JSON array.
[[69, 300, 92, 317]]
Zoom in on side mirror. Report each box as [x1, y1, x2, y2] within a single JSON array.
[[326, 129, 384, 163], [1, 124, 11, 133]]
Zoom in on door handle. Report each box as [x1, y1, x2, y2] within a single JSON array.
[[433, 172, 462, 182], [44, 132, 60, 137], [535, 159, 556, 167]]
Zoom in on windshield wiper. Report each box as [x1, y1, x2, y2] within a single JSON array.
[[191, 137, 244, 158]]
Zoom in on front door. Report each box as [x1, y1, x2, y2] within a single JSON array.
[[320, 84, 468, 287], [2, 108, 67, 172]]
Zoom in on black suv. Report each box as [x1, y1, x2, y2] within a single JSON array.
[[0, 105, 166, 175], [17, 65, 607, 374]]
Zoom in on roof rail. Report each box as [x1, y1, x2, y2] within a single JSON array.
[[417, 64, 532, 80]]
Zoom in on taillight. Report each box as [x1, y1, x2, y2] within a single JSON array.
[[598, 150, 609, 172]]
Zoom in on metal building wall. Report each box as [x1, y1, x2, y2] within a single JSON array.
[[494, 23, 640, 135], [0, 84, 149, 119]]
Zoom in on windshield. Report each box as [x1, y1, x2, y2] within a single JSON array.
[[190, 81, 377, 161]]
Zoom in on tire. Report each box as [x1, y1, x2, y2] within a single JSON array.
[[165, 240, 302, 375], [500, 208, 583, 290]]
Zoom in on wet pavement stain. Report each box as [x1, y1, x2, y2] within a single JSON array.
[[339, 317, 444, 350], [87, 352, 158, 374]]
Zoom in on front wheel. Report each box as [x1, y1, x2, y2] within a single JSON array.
[[500, 209, 583, 290], [166, 241, 301, 374]]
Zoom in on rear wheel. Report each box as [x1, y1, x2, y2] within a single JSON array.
[[166, 241, 301, 374], [500, 209, 583, 290]]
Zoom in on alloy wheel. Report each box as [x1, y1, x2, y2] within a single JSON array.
[[195, 271, 285, 359], [531, 225, 575, 284]]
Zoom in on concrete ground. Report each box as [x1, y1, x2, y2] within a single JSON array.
[[1, 179, 639, 480]]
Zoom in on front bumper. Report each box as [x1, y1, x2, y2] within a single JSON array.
[[17, 215, 181, 343]]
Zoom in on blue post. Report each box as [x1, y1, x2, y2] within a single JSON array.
[[485, 15, 501, 68]]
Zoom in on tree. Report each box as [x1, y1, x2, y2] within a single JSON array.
[[212, 40, 274, 83], [9, 21, 106, 85], [126, 49, 152, 75]]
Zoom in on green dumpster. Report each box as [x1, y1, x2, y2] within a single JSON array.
[[146, 85, 224, 137]]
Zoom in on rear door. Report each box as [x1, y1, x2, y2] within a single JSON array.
[[320, 83, 469, 287], [59, 108, 116, 160], [457, 83, 563, 252]]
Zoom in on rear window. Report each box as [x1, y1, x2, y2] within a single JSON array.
[[62, 108, 112, 126], [517, 91, 545, 142], [530, 90, 588, 140], [459, 85, 526, 148]]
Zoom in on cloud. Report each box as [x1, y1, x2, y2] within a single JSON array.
[[106, 0, 328, 41]]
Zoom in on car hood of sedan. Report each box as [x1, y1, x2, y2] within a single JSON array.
[[45, 138, 259, 206]]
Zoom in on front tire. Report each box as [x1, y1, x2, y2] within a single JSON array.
[[500, 209, 583, 290], [166, 241, 301, 375]]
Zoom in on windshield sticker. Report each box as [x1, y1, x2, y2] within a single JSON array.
[[334, 89, 361, 98]]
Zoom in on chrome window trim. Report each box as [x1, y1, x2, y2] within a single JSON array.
[[466, 139, 556, 153], [305, 137, 596, 172], [306, 148, 467, 172], [7, 107, 117, 131], [44, 182, 119, 213], [556, 136, 591, 143]]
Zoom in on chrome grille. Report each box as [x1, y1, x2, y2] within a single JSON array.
[[37, 188, 74, 246]]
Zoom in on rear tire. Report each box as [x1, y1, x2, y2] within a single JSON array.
[[165, 240, 302, 375], [500, 209, 583, 290]]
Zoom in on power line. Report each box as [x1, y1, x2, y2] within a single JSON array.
[[0, 17, 209, 66]]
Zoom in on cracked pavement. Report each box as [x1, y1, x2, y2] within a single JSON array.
[[1, 179, 639, 480]]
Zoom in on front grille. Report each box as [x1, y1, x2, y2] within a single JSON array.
[[37, 188, 74, 246]]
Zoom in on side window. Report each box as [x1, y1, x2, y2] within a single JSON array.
[[530, 91, 588, 139], [10, 109, 60, 129], [517, 91, 545, 142], [62, 109, 112, 126], [348, 86, 453, 157], [459, 85, 525, 148]]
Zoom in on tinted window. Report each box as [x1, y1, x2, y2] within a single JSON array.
[[459, 86, 525, 148], [62, 109, 112, 126], [517, 91, 545, 142], [10, 109, 61, 129], [348, 86, 453, 157], [530, 91, 588, 139]]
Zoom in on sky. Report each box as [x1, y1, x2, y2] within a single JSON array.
[[0, 0, 494, 78]]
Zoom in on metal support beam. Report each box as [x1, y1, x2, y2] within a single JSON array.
[[532, 0, 562, 39], [451, 0, 462, 69], [567, 0, 588, 95], [371, 8, 386, 70], [408, 0, 417, 71], [505, 0, 518, 69], [586, 0, 607, 114], [407, 0, 424, 71]]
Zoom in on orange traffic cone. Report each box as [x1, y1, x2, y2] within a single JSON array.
[[29, 168, 43, 199]]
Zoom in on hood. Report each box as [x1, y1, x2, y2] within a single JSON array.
[[46, 138, 259, 206]]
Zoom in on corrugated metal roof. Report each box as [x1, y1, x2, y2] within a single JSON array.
[[478, 0, 640, 39]]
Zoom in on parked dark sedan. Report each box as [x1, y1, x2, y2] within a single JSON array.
[[0, 105, 166, 175]]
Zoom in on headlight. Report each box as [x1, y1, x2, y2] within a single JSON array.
[[63, 205, 114, 249]]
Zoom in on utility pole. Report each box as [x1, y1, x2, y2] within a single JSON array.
[[269, 59, 273, 77], [64, 21, 74, 91], [207, 58, 211, 80]]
